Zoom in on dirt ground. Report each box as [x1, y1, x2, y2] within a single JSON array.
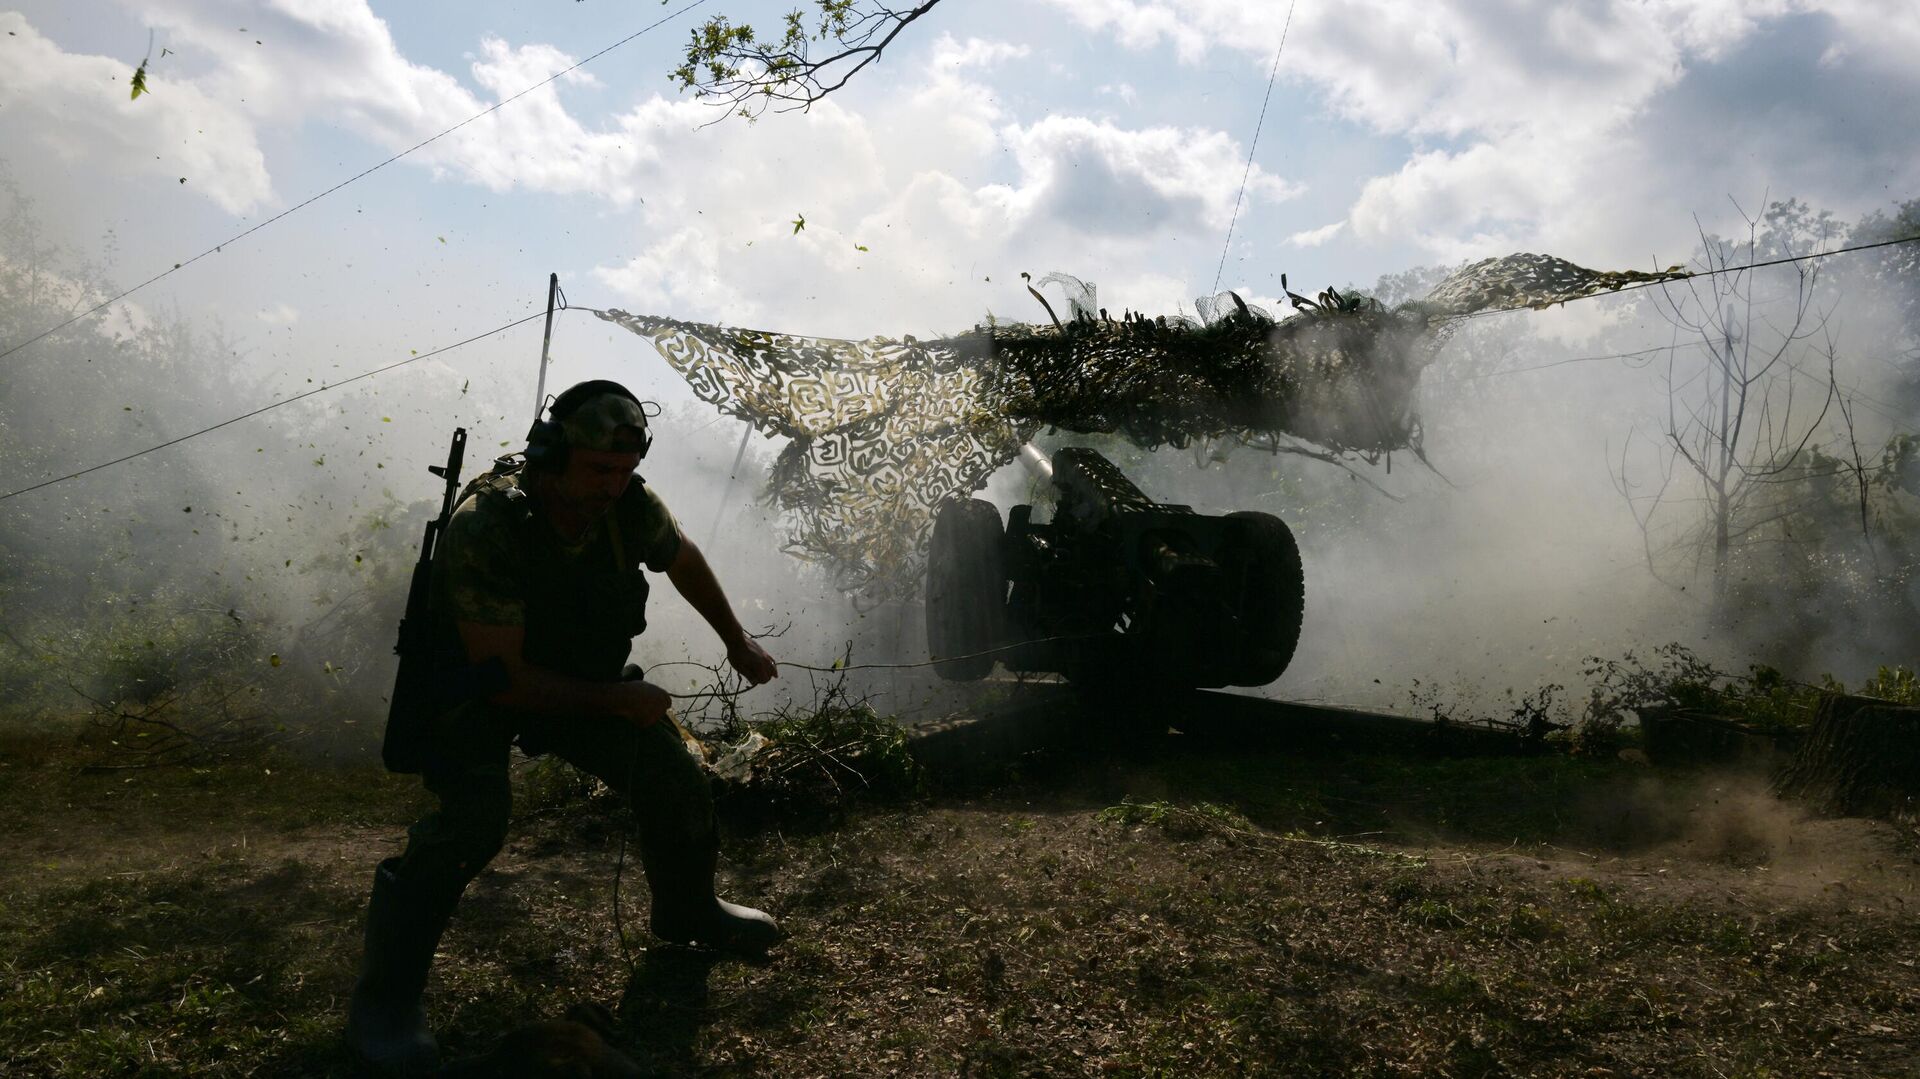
[[3, 719, 1920, 1078]]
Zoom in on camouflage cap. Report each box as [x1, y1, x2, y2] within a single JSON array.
[[559, 391, 651, 454]]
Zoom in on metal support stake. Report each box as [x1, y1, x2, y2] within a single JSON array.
[[532, 272, 559, 421], [706, 422, 754, 548]]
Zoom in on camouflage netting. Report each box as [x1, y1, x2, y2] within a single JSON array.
[[595, 253, 1686, 596]]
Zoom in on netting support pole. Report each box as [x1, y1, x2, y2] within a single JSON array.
[[707, 422, 754, 548], [532, 272, 560, 422]]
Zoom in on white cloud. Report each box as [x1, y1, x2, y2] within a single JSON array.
[[0, 0, 663, 217], [1044, 0, 1214, 63], [1289, 220, 1345, 248], [585, 47, 1303, 333], [995, 115, 1301, 238], [1040, 0, 1920, 264], [7, 2, 1304, 333], [0, 13, 272, 213], [120, 0, 657, 205], [256, 302, 300, 326], [928, 34, 1030, 70]]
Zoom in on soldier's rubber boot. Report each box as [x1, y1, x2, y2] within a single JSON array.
[[345, 860, 442, 1074], [643, 840, 782, 956]]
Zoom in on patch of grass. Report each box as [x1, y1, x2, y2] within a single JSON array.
[[6, 706, 1920, 1077], [0, 858, 365, 1075], [1403, 898, 1468, 930]]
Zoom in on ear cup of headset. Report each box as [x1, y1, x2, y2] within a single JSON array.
[[523, 417, 569, 471], [525, 380, 651, 471]]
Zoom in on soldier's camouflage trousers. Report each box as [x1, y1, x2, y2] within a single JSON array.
[[379, 699, 714, 927]]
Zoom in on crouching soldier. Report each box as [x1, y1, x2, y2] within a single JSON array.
[[347, 380, 781, 1073]]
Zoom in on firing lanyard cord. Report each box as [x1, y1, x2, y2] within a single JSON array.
[[615, 630, 1104, 965], [657, 631, 1107, 703]]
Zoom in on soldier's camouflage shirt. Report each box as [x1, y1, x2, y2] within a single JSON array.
[[432, 465, 683, 680]]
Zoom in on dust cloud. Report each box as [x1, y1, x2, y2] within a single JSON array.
[[2, 189, 1915, 755]]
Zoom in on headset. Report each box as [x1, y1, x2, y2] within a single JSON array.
[[524, 379, 652, 472]]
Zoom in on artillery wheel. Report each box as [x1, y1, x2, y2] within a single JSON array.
[[1222, 510, 1304, 687], [926, 498, 1007, 681]]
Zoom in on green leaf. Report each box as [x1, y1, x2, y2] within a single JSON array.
[[130, 59, 149, 100], [791, 212, 806, 234]]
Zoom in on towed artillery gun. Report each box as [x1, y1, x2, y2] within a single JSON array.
[[926, 446, 1304, 688]]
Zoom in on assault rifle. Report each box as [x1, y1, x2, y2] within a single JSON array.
[[382, 427, 475, 773]]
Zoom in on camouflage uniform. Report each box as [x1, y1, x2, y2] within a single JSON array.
[[372, 461, 714, 926], [351, 388, 779, 1072]]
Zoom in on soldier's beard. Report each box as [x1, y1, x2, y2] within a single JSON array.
[[529, 476, 614, 540]]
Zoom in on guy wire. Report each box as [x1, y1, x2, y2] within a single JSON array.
[[1212, 0, 1297, 297], [0, 309, 550, 502]]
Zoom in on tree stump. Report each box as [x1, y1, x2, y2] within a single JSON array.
[[1773, 692, 1920, 818]]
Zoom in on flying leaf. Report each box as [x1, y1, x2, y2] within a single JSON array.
[[791, 212, 805, 234], [130, 59, 149, 100], [855, 244, 869, 252]]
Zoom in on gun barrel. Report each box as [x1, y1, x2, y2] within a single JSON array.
[[1018, 443, 1054, 483]]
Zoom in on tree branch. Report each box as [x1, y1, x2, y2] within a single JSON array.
[[676, 1, 946, 122]]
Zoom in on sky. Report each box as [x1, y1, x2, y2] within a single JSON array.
[[3, 0, 1919, 704], [4, 1, 1915, 396]]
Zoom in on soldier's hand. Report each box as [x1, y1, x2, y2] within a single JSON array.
[[727, 637, 778, 685], [619, 680, 673, 728]]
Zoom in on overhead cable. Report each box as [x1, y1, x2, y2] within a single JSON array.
[[0, 0, 710, 364], [0, 310, 549, 502], [1212, 1, 1297, 297], [1437, 232, 1920, 324]]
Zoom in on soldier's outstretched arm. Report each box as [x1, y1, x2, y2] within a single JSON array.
[[456, 621, 671, 727], [665, 538, 778, 685]]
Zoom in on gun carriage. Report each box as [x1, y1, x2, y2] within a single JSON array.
[[926, 446, 1304, 688]]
